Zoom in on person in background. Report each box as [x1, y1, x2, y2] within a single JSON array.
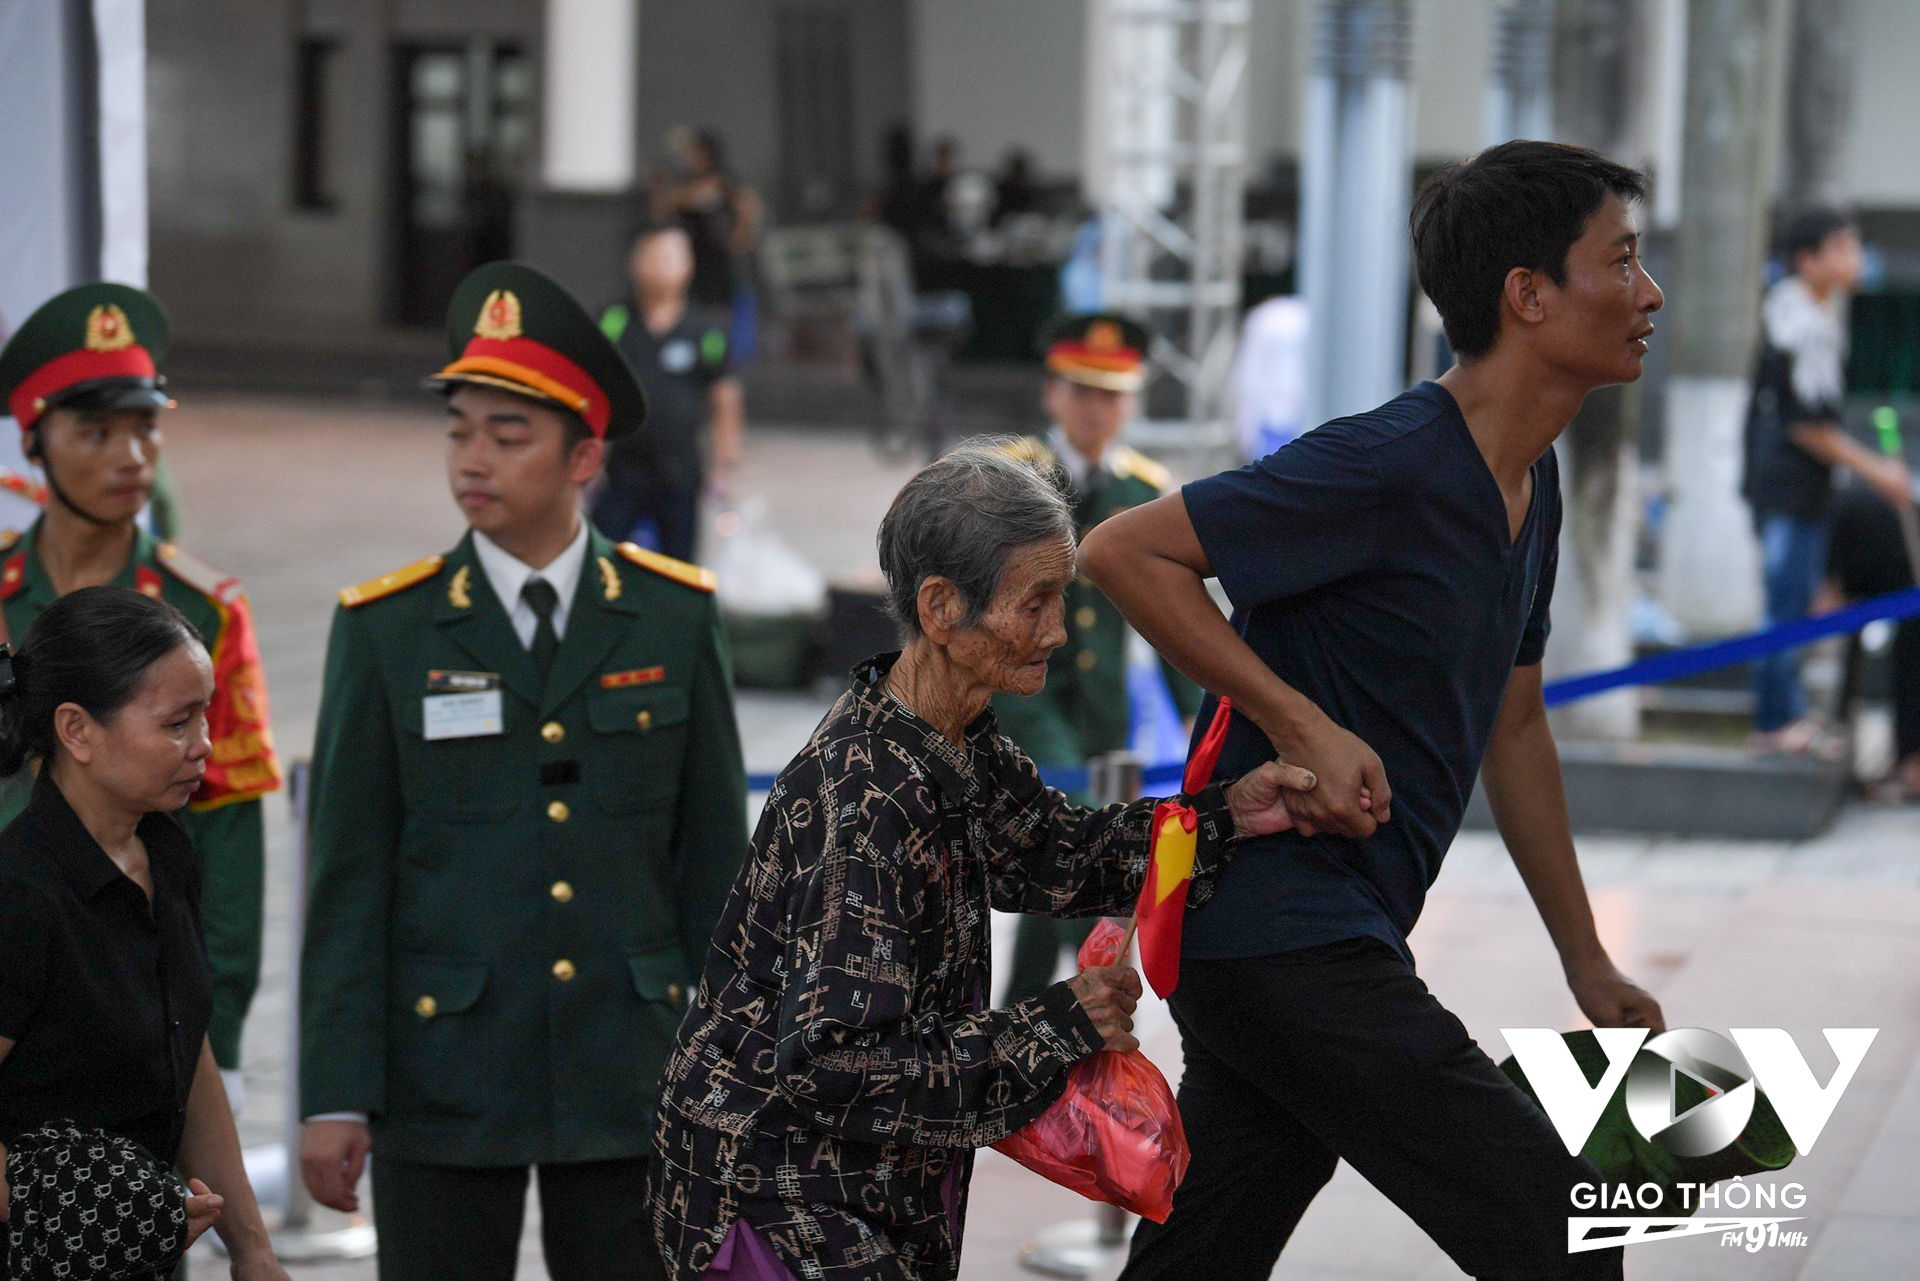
[[905, 137, 965, 276], [0, 283, 280, 1110], [0, 586, 291, 1281], [1231, 294, 1312, 461], [1821, 479, 1920, 801], [995, 313, 1201, 1007], [876, 124, 921, 241], [594, 224, 744, 563], [1742, 208, 1914, 753], [991, 148, 1040, 228], [657, 129, 763, 360], [299, 262, 747, 1281]]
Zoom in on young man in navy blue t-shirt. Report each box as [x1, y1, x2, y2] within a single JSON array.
[[1084, 141, 1668, 1279]]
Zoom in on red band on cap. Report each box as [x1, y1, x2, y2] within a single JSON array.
[[447, 336, 610, 436], [1047, 339, 1143, 373], [9, 346, 157, 430]]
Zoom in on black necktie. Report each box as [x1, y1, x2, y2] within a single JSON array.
[[522, 577, 560, 679]]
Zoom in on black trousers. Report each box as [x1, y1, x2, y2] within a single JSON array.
[[1120, 939, 1623, 1281], [370, 1153, 665, 1281]]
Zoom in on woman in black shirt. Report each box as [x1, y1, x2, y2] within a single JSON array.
[[0, 587, 289, 1279]]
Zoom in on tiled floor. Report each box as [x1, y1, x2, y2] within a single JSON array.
[[154, 394, 1920, 1279]]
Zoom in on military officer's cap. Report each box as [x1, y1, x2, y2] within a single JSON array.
[[424, 261, 647, 441], [1040, 311, 1150, 393], [0, 283, 171, 432]]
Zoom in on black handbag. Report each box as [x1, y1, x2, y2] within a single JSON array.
[[4, 1121, 189, 1280]]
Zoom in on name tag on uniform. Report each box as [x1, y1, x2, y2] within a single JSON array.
[[424, 691, 503, 740], [423, 670, 503, 740]]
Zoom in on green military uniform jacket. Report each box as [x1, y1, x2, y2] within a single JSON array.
[[299, 526, 748, 1168], [0, 521, 279, 1070], [992, 435, 1202, 772]]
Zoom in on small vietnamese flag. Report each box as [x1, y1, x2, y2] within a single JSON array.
[[1133, 696, 1234, 999]]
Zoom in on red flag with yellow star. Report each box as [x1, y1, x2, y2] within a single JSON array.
[[1134, 697, 1233, 999]]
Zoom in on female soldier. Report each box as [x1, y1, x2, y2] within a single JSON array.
[[0, 587, 290, 1279]]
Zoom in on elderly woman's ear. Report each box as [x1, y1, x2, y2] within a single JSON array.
[[915, 576, 967, 643]]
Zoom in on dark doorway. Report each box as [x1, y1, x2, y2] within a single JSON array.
[[392, 42, 532, 326], [773, 7, 855, 219]]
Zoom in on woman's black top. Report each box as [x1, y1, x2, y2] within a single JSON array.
[[0, 772, 211, 1168]]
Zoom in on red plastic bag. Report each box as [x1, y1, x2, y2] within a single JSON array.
[[991, 918, 1190, 1222]]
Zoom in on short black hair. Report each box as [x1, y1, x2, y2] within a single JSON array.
[[1779, 206, 1855, 266], [1410, 140, 1649, 360], [560, 409, 595, 452], [0, 586, 204, 776]]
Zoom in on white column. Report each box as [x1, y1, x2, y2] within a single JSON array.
[[1300, 0, 1413, 428], [1660, 374, 1763, 630], [541, 0, 639, 192], [1656, 0, 1781, 636], [93, 0, 146, 287], [1081, 0, 1113, 206], [1647, 0, 1686, 228]]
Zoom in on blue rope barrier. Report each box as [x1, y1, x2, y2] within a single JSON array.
[[744, 585, 1920, 791], [1540, 585, 1920, 707]]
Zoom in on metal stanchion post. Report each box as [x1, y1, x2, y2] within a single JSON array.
[[1017, 751, 1142, 1278], [262, 760, 378, 1260]]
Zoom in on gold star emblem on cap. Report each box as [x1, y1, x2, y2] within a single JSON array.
[[84, 304, 136, 352], [474, 289, 523, 341]]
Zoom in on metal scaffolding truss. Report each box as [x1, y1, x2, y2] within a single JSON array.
[[1094, 0, 1250, 451]]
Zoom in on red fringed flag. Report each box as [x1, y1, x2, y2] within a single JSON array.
[[1133, 697, 1234, 999]]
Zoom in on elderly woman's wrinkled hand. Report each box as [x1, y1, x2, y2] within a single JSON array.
[[1067, 964, 1142, 1054], [1225, 759, 1320, 839]]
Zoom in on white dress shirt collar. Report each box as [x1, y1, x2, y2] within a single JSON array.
[[1047, 425, 1117, 494], [472, 520, 590, 648]]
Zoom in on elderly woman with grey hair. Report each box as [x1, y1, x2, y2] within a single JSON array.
[[647, 443, 1313, 1281]]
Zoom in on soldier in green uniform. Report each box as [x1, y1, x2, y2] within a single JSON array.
[[0, 283, 281, 1095], [297, 262, 748, 1281], [995, 313, 1201, 1005]]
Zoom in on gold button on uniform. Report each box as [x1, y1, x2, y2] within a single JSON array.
[[414, 995, 438, 1019], [550, 880, 574, 903], [541, 720, 565, 744], [1077, 650, 1098, 672], [547, 800, 570, 823], [552, 958, 576, 981], [636, 709, 652, 731], [1076, 606, 1098, 630], [666, 983, 684, 1003]]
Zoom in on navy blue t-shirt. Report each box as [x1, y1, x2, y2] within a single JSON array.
[[1182, 381, 1560, 963]]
